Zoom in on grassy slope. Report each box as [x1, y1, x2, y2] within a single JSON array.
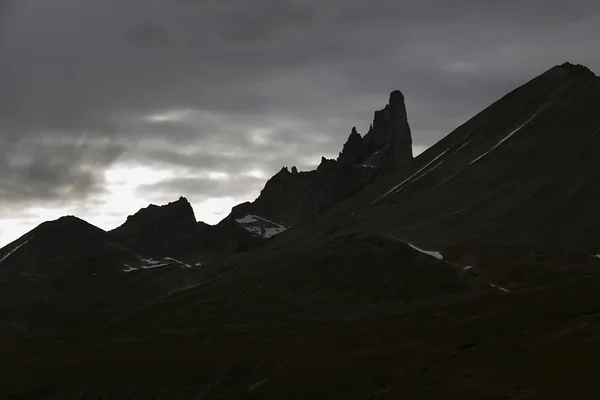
[[3, 279, 600, 399]]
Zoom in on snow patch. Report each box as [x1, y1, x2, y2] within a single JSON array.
[[165, 257, 192, 268], [0, 237, 33, 264], [453, 141, 471, 154], [373, 149, 450, 203], [141, 262, 171, 270], [263, 227, 288, 238], [123, 264, 139, 273], [491, 113, 539, 151], [124, 256, 199, 273], [235, 215, 288, 238], [469, 151, 489, 165], [596, 254, 600, 260], [464, 265, 472, 270], [194, 262, 202, 267], [412, 160, 444, 183], [248, 378, 269, 393], [408, 243, 444, 261], [490, 283, 510, 293], [235, 215, 259, 224], [469, 114, 539, 165]]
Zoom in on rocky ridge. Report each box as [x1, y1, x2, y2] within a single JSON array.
[[109, 196, 197, 256], [229, 90, 414, 228]]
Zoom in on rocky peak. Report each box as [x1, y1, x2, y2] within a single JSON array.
[[317, 157, 337, 172], [338, 127, 367, 165], [545, 62, 597, 82], [127, 196, 196, 223], [363, 90, 413, 170], [109, 196, 197, 255], [337, 90, 413, 170], [120, 197, 195, 232], [218, 90, 413, 230], [557, 62, 597, 79], [35, 215, 106, 239]]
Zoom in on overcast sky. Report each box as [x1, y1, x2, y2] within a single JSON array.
[[1, 0, 599, 246]]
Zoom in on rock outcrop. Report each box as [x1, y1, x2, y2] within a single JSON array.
[[339, 90, 413, 170], [553, 62, 597, 80], [228, 90, 414, 229], [337, 127, 367, 165], [231, 162, 379, 227], [109, 196, 268, 261], [109, 196, 197, 256], [159, 218, 268, 262], [101, 91, 414, 258]]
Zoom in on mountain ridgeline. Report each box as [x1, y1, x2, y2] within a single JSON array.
[[230, 89, 413, 226], [0, 89, 415, 272], [4, 62, 600, 398]]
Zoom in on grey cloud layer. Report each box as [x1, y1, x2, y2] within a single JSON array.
[[1, 0, 600, 217]]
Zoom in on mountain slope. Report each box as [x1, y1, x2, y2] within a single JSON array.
[[5, 63, 600, 398], [0, 216, 143, 308], [0, 215, 139, 277], [276, 63, 600, 254]]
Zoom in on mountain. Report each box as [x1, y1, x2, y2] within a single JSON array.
[[281, 63, 600, 255], [0, 214, 214, 313], [229, 160, 378, 227], [157, 217, 269, 262], [102, 91, 414, 261], [224, 90, 413, 231], [338, 90, 413, 169], [0, 216, 139, 310], [109, 196, 197, 255], [0, 215, 139, 278], [4, 63, 600, 398]]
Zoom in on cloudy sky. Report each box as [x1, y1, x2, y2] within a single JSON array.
[[1, 0, 599, 246]]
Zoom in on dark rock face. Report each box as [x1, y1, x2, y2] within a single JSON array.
[[160, 218, 268, 262], [231, 162, 379, 227], [337, 127, 367, 165], [228, 91, 414, 228], [338, 91, 413, 170], [364, 90, 413, 170], [109, 196, 197, 256], [280, 62, 600, 255], [556, 62, 597, 80], [0, 216, 142, 306]]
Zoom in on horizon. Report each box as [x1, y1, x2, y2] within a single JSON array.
[[2, 1, 600, 248], [0, 141, 429, 247]]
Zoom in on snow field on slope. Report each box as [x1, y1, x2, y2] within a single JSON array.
[[235, 215, 288, 238]]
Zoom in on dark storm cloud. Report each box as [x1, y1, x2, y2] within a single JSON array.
[[0, 134, 124, 205], [1, 0, 600, 219], [126, 21, 174, 48]]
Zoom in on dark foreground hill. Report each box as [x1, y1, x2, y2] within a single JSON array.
[[3, 63, 600, 399]]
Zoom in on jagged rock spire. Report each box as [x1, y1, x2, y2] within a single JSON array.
[[386, 90, 413, 170], [338, 90, 413, 170], [338, 127, 366, 164]]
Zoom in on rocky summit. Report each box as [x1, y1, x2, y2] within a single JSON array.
[[229, 90, 413, 228], [109, 196, 197, 256], [4, 63, 600, 399], [338, 90, 413, 170]]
